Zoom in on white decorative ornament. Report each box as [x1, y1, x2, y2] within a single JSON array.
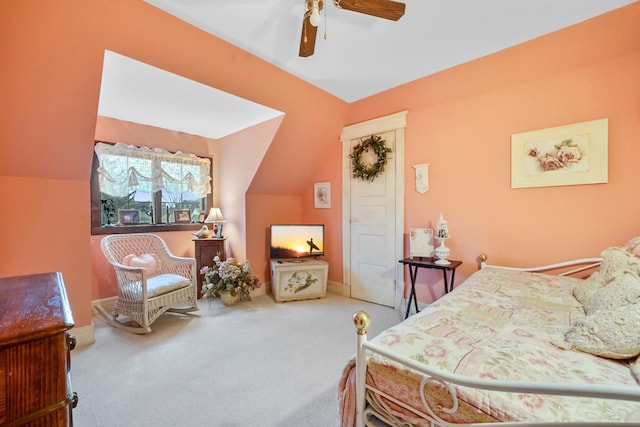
[[412, 163, 430, 194], [435, 213, 451, 265]]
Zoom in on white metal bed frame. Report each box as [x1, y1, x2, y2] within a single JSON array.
[[353, 255, 640, 426]]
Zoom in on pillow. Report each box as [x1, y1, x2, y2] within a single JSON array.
[[122, 253, 160, 277], [600, 246, 640, 278], [631, 357, 640, 385], [573, 246, 640, 306], [564, 303, 640, 359], [581, 269, 640, 315], [564, 244, 640, 359], [573, 272, 607, 308], [625, 236, 640, 258]]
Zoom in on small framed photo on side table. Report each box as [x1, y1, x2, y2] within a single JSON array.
[[409, 228, 434, 258]]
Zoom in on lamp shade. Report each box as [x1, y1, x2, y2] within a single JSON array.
[[205, 207, 225, 223]]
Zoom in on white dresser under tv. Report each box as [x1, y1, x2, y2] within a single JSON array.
[[270, 259, 328, 302]]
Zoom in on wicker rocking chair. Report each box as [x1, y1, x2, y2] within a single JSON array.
[[97, 233, 198, 334]]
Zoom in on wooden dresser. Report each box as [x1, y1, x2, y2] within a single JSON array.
[[0, 272, 77, 426], [193, 238, 226, 298]]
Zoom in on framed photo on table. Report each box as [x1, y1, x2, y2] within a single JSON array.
[[118, 209, 140, 225], [409, 228, 434, 258], [173, 209, 191, 223]]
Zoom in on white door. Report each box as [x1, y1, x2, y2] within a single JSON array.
[[349, 131, 397, 306], [341, 111, 406, 308]]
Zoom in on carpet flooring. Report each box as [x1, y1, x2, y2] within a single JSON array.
[[71, 293, 402, 426]]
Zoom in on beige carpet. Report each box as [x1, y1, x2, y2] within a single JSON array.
[[71, 292, 402, 426]]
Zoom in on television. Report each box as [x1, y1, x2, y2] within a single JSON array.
[[270, 224, 325, 259]]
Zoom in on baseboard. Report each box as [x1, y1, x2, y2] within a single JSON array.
[[93, 281, 349, 314], [93, 296, 117, 314], [253, 282, 268, 297], [327, 279, 349, 297], [71, 322, 95, 348]]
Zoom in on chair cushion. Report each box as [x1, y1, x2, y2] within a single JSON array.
[[122, 253, 160, 277], [146, 273, 191, 298]]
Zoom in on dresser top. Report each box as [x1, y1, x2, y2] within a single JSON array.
[[0, 272, 74, 347]]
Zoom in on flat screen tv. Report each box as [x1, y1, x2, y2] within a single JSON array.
[[270, 224, 324, 259]]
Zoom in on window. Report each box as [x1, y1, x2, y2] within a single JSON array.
[[91, 142, 212, 234]]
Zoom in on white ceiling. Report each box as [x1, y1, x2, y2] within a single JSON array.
[[98, 50, 284, 140], [99, 0, 635, 139]]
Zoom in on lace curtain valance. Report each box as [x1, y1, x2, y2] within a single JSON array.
[[94, 142, 211, 199]]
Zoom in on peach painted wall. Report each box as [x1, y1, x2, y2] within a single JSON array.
[[246, 195, 302, 285], [300, 138, 345, 284], [218, 117, 284, 264], [0, 0, 348, 328], [90, 117, 218, 299], [347, 3, 640, 303], [3, 0, 639, 329], [95, 116, 215, 158], [0, 177, 91, 327]]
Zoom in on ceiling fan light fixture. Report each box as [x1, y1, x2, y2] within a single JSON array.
[[309, 0, 321, 27]]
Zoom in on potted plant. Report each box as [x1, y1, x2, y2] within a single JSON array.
[[200, 256, 261, 305]]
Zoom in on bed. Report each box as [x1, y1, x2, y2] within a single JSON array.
[[339, 237, 640, 426]]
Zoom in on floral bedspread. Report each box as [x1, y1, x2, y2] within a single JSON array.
[[363, 268, 640, 423]]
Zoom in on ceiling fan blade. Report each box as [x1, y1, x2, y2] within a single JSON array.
[[299, 16, 318, 57], [334, 0, 405, 21]]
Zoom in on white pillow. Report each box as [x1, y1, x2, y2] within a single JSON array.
[[582, 270, 640, 315], [564, 242, 640, 359], [122, 253, 160, 277], [600, 246, 640, 278], [625, 236, 640, 258], [573, 246, 640, 307], [565, 303, 640, 359]]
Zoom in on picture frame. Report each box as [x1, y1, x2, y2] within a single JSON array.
[[412, 163, 430, 194], [409, 228, 434, 258], [118, 209, 140, 225], [314, 182, 331, 209], [511, 118, 608, 189], [173, 209, 191, 223]]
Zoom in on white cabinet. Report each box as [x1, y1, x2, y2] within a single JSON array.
[[270, 259, 328, 302]]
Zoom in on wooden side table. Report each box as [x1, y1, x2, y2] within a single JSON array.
[[399, 257, 463, 319], [194, 238, 226, 298]]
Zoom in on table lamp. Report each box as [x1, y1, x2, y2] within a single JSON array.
[[205, 207, 225, 238]]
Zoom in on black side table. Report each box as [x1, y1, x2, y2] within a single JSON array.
[[399, 257, 463, 319]]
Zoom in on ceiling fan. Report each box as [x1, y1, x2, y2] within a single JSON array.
[[299, 0, 406, 57]]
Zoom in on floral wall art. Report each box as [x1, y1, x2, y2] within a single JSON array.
[[511, 118, 608, 188]]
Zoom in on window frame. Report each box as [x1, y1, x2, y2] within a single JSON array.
[[90, 141, 213, 235]]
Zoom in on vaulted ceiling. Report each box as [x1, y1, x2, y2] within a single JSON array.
[[99, 0, 636, 139]]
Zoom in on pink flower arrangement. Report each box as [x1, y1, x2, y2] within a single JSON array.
[[200, 256, 261, 301]]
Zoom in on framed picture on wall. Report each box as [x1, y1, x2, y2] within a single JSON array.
[[511, 118, 608, 188], [314, 182, 331, 209]]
